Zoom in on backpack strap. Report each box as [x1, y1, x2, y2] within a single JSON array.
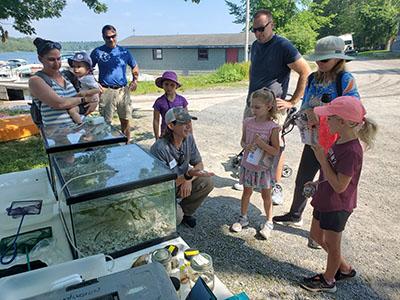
[[306, 71, 316, 91], [336, 71, 345, 96], [34, 70, 53, 88]]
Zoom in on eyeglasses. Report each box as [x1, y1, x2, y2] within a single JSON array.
[[317, 59, 331, 63], [104, 34, 117, 40], [252, 21, 271, 33]]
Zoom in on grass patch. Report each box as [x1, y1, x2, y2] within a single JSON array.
[[357, 50, 400, 59], [0, 136, 47, 174], [0, 108, 30, 116], [134, 62, 250, 95]]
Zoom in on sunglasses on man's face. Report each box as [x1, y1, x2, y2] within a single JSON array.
[[104, 34, 117, 40], [252, 21, 271, 33]]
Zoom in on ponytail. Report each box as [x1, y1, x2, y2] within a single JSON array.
[[357, 117, 378, 151]]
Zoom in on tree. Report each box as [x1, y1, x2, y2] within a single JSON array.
[[225, 0, 331, 53], [317, 0, 400, 50], [0, 0, 200, 42]]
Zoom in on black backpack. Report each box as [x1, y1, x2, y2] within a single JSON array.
[[306, 71, 345, 102], [29, 70, 81, 127]]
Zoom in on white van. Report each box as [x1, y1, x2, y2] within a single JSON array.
[[339, 33, 356, 55]]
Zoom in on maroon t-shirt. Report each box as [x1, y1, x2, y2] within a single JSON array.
[[311, 139, 363, 213]]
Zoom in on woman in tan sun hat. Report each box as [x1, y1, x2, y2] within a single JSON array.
[[273, 36, 360, 246]]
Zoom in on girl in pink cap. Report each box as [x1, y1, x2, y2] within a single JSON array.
[[300, 96, 377, 293], [153, 71, 188, 139]]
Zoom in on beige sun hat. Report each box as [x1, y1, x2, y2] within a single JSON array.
[[306, 35, 355, 61]]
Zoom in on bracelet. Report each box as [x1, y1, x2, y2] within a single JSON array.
[[184, 172, 193, 180]]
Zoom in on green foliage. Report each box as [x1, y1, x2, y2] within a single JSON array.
[[225, 0, 330, 54], [278, 9, 331, 54], [135, 63, 249, 95], [0, 37, 102, 53], [0, 0, 107, 37], [207, 62, 250, 83], [317, 0, 400, 50], [0, 136, 47, 174]]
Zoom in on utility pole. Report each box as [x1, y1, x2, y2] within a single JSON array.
[[244, 0, 250, 62]]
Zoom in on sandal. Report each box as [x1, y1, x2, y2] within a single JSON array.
[[335, 268, 357, 281]]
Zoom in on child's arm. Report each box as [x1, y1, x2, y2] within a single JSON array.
[[312, 144, 352, 193], [254, 127, 280, 156], [153, 110, 161, 139], [77, 88, 101, 97], [240, 122, 255, 151]]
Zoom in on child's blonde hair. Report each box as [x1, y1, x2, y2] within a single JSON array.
[[353, 117, 378, 150], [250, 87, 277, 120]]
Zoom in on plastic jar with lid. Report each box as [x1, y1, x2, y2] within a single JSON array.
[[151, 248, 172, 274], [189, 253, 214, 290]]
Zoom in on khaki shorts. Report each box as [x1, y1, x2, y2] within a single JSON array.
[[99, 86, 132, 123]]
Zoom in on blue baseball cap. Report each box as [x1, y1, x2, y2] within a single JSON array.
[[68, 52, 93, 69]]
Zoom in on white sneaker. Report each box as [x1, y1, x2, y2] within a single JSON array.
[[231, 216, 249, 232], [272, 184, 284, 205], [233, 182, 244, 191], [307, 237, 322, 249], [259, 222, 273, 240]]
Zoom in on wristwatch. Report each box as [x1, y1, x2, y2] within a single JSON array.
[[80, 97, 85, 104], [184, 172, 193, 180]]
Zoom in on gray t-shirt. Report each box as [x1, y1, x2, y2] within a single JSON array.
[[79, 74, 99, 91], [248, 34, 301, 104], [150, 134, 202, 176]]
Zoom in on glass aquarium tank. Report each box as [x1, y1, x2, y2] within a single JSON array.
[[51, 144, 177, 258]]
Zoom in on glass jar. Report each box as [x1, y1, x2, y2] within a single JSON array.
[[189, 253, 214, 290], [151, 248, 172, 274]]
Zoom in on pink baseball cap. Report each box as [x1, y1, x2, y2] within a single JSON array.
[[314, 96, 366, 123]]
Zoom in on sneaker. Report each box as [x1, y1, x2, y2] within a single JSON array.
[[307, 237, 322, 249], [182, 215, 197, 228], [233, 182, 243, 191], [335, 268, 357, 281], [259, 222, 273, 240], [231, 216, 249, 232], [300, 274, 337, 293], [271, 184, 284, 205], [273, 213, 303, 227]]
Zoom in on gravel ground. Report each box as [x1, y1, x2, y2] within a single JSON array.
[[132, 58, 399, 300]]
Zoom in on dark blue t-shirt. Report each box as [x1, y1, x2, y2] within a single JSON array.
[[248, 35, 301, 102], [90, 45, 137, 87]]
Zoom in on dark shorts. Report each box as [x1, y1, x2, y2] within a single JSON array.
[[313, 209, 352, 233]]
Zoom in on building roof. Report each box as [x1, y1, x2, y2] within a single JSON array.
[[120, 33, 256, 49]]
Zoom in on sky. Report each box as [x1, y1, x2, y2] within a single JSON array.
[[7, 0, 244, 42]]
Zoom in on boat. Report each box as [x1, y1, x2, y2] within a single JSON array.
[[0, 59, 42, 83]]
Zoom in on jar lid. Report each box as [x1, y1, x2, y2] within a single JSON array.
[[190, 253, 212, 271], [152, 248, 171, 264]]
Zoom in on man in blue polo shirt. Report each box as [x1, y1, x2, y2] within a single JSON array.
[[91, 25, 139, 142], [233, 9, 311, 206]]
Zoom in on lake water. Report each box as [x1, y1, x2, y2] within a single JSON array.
[[0, 51, 40, 64]]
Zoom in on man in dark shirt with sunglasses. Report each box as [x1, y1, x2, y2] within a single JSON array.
[[91, 25, 139, 142], [150, 107, 214, 228], [234, 9, 311, 205]]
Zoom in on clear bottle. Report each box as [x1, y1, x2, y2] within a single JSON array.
[[151, 248, 172, 274], [189, 253, 214, 290], [179, 262, 192, 299]]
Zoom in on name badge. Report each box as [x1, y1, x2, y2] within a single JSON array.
[[169, 159, 177, 169]]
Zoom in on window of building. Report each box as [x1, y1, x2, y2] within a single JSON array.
[[153, 49, 163, 60], [198, 49, 208, 60]]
